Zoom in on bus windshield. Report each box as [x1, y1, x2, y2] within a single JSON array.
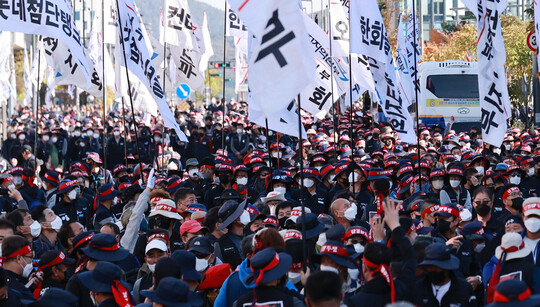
[[426, 74, 479, 99]]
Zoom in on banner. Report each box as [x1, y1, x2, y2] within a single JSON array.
[[44, 65, 56, 107], [328, 0, 349, 57], [163, 0, 199, 49], [235, 37, 248, 93], [199, 12, 214, 72], [396, 16, 414, 106], [405, 6, 421, 105], [349, 0, 390, 63], [351, 54, 376, 94], [117, 0, 187, 142], [0, 31, 11, 101], [169, 45, 205, 92], [229, 0, 316, 118], [42, 37, 103, 98], [226, 2, 248, 39], [88, 18, 116, 95], [471, 0, 510, 147], [0, 0, 91, 87], [23, 46, 32, 105], [248, 93, 307, 139]]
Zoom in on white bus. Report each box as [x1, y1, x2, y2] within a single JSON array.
[[418, 60, 480, 130]]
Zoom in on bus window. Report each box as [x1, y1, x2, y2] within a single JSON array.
[[425, 75, 479, 98]]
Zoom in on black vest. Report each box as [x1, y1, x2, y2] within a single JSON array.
[[217, 234, 242, 269], [443, 185, 468, 206], [235, 286, 294, 307]]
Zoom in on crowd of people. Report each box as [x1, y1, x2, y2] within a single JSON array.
[[0, 99, 540, 306]]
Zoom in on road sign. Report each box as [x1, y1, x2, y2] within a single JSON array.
[[528, 31, 537, 52], [176, 84, 191, 99]]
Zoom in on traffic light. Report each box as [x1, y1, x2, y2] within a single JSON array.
[[226, 78, 233, 82], [213, 62, 231, 68]]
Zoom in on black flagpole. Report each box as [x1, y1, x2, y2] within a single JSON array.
[[221, 0, 227, 150], [297, 93, 306, 272], [412, 0, 422, 189], [265, 119, 273, 171], [114, 0, 143, 182], [347, 6, 355, 195], [327, 0, 338, 158], [101, 0, 108, 176], [34, 37, 42, 166]]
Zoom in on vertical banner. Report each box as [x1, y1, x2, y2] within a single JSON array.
[[405, 5, 421, 105], [328, 0, 350, 57]]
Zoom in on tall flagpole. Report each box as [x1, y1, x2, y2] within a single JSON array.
[[34, 36, 42, 166], [297, 93, 306, 272], [221, 0, 227, 150], [327, 1, 338, 158], [412, 0, 422, 188], [114, 0, 143, 179], [102, 0, 108, 174], [347, 6, 355, 195], [162, 1, 168, 174]]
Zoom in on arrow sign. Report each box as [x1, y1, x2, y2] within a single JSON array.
[[176, 83, 191, 99]]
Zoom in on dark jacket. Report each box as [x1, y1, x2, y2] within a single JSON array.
[[414, 272, 477, 306], [5, 269, 34, 301]]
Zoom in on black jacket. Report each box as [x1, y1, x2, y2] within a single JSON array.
[[414, 273, 477, 306]]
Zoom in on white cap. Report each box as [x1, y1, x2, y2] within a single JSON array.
[[145, 239, 168, 254]]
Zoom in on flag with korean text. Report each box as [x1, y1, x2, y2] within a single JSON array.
[[396, 16, 413, 106], [226, 2, 248, 39], [405, 6, 421, 105], [328, 0, 349, 57]]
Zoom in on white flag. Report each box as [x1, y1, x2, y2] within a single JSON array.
[[467, 0, 510, 147], [101, 0, 118, 44], [23, 46, 32, 105], [42, 37, 103, 98], [226, 3, 248, 39], [235, 37, 248, 93], [0, 0, 92, 88], [0, 31, 11, 101], [163, 0, 199, 49], [329, 0, 350, 57], [199, 12, 214, 72], [88, 19, 116, 94], [44, 66, 56, 108], [229, 0, 316, 117], [350, 0, 416, 143], [405, 6, 422, 105], [170, 45, 205, 92], [351, 54, 376, 94], [248, 93, 307, 139], [396, 17, 414, 106], [117, 0, 187, 142], [30, 41, 46, 88]]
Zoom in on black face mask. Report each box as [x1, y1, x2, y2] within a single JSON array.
[[475, 204, 491, 217], [278, 217, 288, 229], [511, 198, 524, 211], [149, 217, 171, 229], [438, 219, 452, 235], [427, 271, 447, 285], [219, 174, 231, 185], [118, 175, 130, 183]]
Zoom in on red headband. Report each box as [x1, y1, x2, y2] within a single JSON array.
[[422, 204, 440, 219], [251, 252, 280, 285], [363, 257, 395, 303], [345, 228, 368, 240], [44, 173, 59, 183], [93, 186, 116, 211], [291, 262, 303, 270], [155, 204, 177, 212], [502, 187, 520, 200], [112, 280, 135, 306], [74, 234, 94, 249], [0, 244, 32, 265], [284, 231, 302, 240], [320, 244, 349, 257], [493, 287, 531, 303], [149, 197, 165, 203], [148, 233, 170, 243], [523, 202, 540, 213], [91, 241, 120, 252], [438, 205, 460, 218]]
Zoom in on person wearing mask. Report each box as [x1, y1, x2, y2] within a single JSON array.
[[10, 131, 29, 167], [42, 170, 60, 209], [52, 179, 90, 226], [230, 122, 250, 164], [204, 164, 235, 209], [435, 203, 481, 288], [34, 250, 75, 298], [92, 184, 121, 229], [179, 159, 204, 203], [429, 168, 446, 196], [497, 184, 524, 222], [1, 235, 42, 301], [317, 240, 357, 300], [105, 127, 126, 171], [519, 157, 540, 197], [202, 207, 228, 245], [148, 198, 184, 251], [289, 168, 328, 216], [132, 238, 169, 303], [440, 166, 472, 211], [6, 208, 41, 242], [520, 198, 540, 265], [85, 153, 113, 191], [327, 163, 350, 203], [180, 220, 206, 245], [472, 187, 503, 265], [414, 242, 477, 306], [187, 236, 221, 274], [330, 198, 357, 230], [233, 247, 302, 306], [18, 167, 46, 207], [188, 126, 214, 160], [31, 205, 65, 259], [464, 167, 481, 195]]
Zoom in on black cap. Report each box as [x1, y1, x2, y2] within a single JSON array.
[[188, 236, 214, 255]]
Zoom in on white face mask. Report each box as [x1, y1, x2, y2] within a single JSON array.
[[272, 152, 280, 158], [10, 133, 15, 139], [525, 217, 540, 233], [314, 166, 322, 172], [73, 131, 81, 137], [288, 271, 302, 284], [148, 263, 156, 273], [303, 178, 315, 188], [18, 134, 26, 140], [236, 177, 248, 185], [475, 166, 484, 175], [51, 216, 63, 232], [505, 144, 511, 151], [30, 220, 41, 237], [528, 168, 535, 177], [348, 172, 360, 183], [344, 203, 358, 221], [348, 268, 360, 280], [239, 210, 251, 226], [188, 169, 199, 178], [273, 187, 286, 195], [154, 137, 161, 142], [13, 176, 22, 186], [22, 260, 33, 278], [237, 129, 243, 134], [432, 179, 444, 190], [113, 131, 121, 137], [450, 180, 461, 188], [320, 265, 339, 274], [509, 176, 521, 185], [474, 243, 486, 253], [68, 190, 77, 200], [317, 232, 327, 247], [268, 131, 273, 136], [93, 133, 100, 139], [87, 131, 93, 137], [195, 257, 209, 272], [51, 137, 58, 143], [42, 135, 50, 142], [493, 148, 501, 155], [328, 175, 336, 184], [454, 155, 461, 162], [353, 243, 364, 254], [80, 143, 86, 148]]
